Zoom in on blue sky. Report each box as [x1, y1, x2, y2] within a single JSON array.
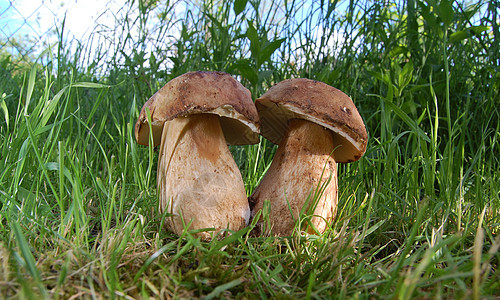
[[0, 0, 119, 43], [0, 0, 357, 69]]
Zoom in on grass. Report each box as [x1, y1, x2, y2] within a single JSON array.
[[0, 0, 499, 298]]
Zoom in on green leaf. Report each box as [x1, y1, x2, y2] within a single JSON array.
[[260, 38, 286, 64], [72, 82, 110, 89], [449, 30, 469, 43], [234, 0, 248, 16], [385, 99, 430, 143], [149, 52, 157, 70], [12, 221, 41, 282], [367, 70, 384, 82], [368, 94, 430, 143], [438, 0, 454, 28], [24, 66, 37, 116], [205, 279, 243, 300], [209, 226, 249, 253], [449, 26, 489, 43], [45, 162, 73, 184], [398, 61, 414, 91], [13, 138, 30, 195], [38, 86, 68, 130], [133, 241, 177, 283], [389, 45, 408, 58], [470, 25, 489, 35], [229, 60, 259, 86], [1, 93, 9, 130], [246, 21, 260, 59], [419, 2, 439, 33]]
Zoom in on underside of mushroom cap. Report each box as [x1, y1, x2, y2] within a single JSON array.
[[256, 78, 368, 163], [135, 71, 260, 146]]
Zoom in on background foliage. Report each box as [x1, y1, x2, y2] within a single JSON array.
[[0, 0, 499, 298]]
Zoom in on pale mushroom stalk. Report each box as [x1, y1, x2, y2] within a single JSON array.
[[158, 114, 249, 240], [135, 71, 260, 240], [250, 119, 337, 236]]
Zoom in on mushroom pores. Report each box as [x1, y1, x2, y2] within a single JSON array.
[[255, 78, 367, 163]]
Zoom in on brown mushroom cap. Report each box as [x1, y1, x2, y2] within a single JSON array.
[[256, 78, 367, 163], [135, 71, 260, 146]]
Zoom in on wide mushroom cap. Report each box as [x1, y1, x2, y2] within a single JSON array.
[[256, 78, 367, 163], [135, 71, 260, 146]]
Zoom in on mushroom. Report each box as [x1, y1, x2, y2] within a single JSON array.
[[135, 71, 260, 240], [249, 78, 367, 236]]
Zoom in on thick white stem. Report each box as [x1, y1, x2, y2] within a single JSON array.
[[158, 114, 250, 240], [250, 119, 338, 236]]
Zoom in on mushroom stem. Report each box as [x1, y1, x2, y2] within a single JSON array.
[[158, 114, 250, 239], [250, 119, 338, 236]]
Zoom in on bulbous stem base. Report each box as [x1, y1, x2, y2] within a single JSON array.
[[158, 114, 250, 240]]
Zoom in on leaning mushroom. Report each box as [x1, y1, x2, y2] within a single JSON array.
[[249, 78, 367, 236], [135, 71, 260, 240]]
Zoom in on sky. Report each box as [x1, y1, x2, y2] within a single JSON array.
[[0, 0, 356, 72], [0, 0, 340, 49], [0, 0, 121, 48]]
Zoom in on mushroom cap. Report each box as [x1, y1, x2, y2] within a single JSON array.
[[135, 71, 260, 146], [256, 78, 367, 163]]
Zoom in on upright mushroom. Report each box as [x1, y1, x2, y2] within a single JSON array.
[[135, 71, 260, 240], [249, 78, 367, 236]]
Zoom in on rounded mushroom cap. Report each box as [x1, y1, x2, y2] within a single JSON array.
[[135, 71, 260, 146], [256, 78, 367, 163]]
